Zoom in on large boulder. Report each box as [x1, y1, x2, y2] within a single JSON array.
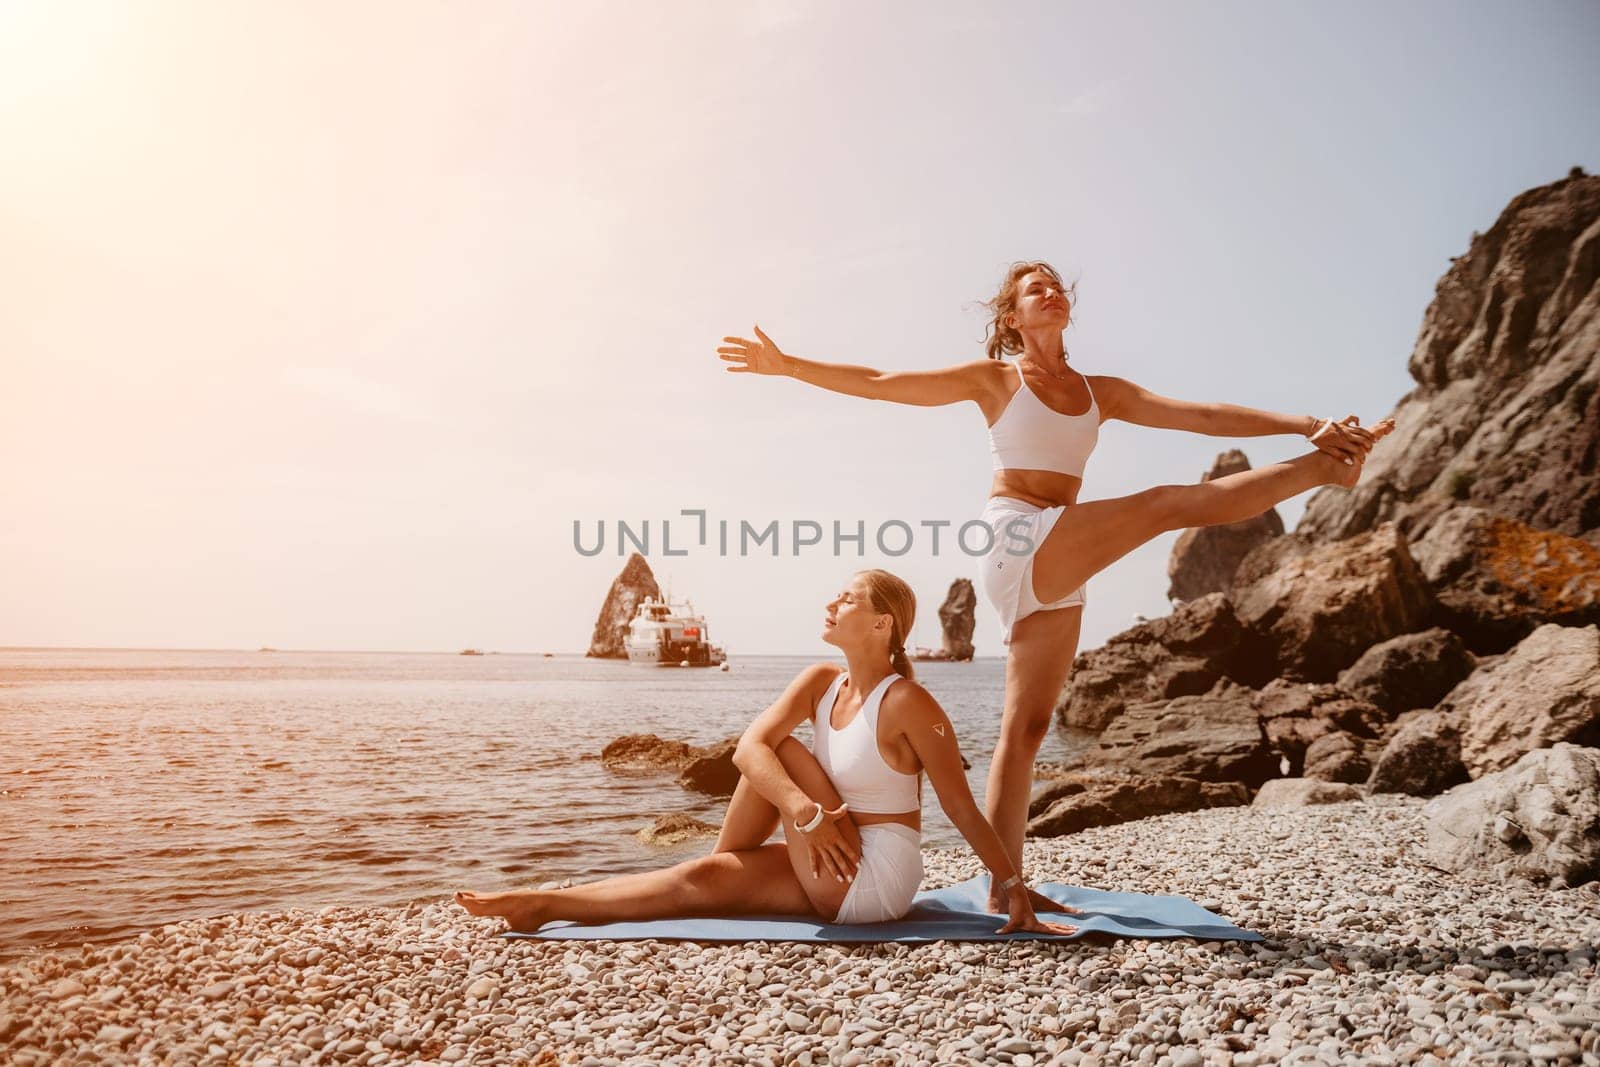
[[1232, 524, 1434, 681], [1252, 679, 1387, 773], [1367, 710, 1470, 796], [1027, 774, 1249, 838], [937, 578, 977, 661], [1167, 450, 1286, 601], [1055, 594, 1260, 732], [1089, 681, 1278, 787], [1442, 623, 1600, 777], [1296, 172, 1600, 548], [1410, 507, 1600, 652], [586, 552, 661, 658], [1253, 779, 1362, 809], [1423, 743, 1600, 887], [601, 734, 699, 774], [1335, 628, 1476, 716], [636, 813, 721, 847], [1302, 731, 1375, 785], [677, 738, 741, 797]]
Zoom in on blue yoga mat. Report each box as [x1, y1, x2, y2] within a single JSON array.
[[503, 875, 1261, 943]]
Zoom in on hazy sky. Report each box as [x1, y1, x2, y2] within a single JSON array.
[[4, 2, 1598, 655]]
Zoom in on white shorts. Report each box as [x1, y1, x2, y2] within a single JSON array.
[[834, 824, 923, 924], [978, 496, 1087, 646]]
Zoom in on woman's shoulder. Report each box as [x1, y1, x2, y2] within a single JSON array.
[[879, 676, 943, 722]]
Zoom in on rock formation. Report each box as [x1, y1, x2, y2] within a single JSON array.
[[599, 731, 741, 797], [1335, 628, 1475, 716], [1366, 710, 1470, 796], [586, 553, 660, 659], [1087, 681, 1277, 788], [1231, 524, 1434, 681], [1027, 773, 1248, 837], [1296, 173, 1600, 548], [636, 813, 721, 847], [1441, 623, 1600, 777], [1252, 779, 1362, 809], [937, 579, 977, 661], [1423, 743, 1600, 887], [1411, 507, 1600, 652], [1167, 450, 1284, 601], [1055, 594, 1264, 732]]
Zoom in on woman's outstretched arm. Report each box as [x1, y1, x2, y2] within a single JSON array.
[[718, 324, 1000, 409], [883, 685, 1079, 936], [1091, 375, 1376, 465]]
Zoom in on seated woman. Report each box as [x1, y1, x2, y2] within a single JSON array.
[[455, 569, 1078, 935]]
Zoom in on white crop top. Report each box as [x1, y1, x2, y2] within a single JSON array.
[[810, 671, 921, 815], [987, 364, 1099, 478]]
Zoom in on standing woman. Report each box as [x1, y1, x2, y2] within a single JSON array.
[[717, 261, 1392, 910]]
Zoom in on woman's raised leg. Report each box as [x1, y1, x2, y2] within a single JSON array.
[[983, 604, 1083, 911], [1029, 449, 1365, 604], [714, 775, 782, 853]]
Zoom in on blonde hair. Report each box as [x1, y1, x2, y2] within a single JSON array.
[[981, 260, 1077, 361], [857, 569, 916, 681]]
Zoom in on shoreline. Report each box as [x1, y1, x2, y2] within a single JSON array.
[[3, 798, 1596, 1065]]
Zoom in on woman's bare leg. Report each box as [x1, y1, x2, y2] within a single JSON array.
[[984, 604, 1083, 911], [455, 843, 813, 931], [1031, 449, 1362, 604], [458, 738, 863, 930], [714, 776, 782, 853]]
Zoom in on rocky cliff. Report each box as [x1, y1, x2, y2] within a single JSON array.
[[586, 553, 661, 659], [1298, 170, 1600, 547]]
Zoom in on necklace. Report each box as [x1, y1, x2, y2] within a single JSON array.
[[1023, 345, 1072, 381]]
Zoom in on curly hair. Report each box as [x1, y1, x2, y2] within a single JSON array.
[[981, 260, 1077, 361]]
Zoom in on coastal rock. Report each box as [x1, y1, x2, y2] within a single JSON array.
[[1026, 773, 1248, 837], [1252, 679, 1387, 773], [1232, 524, 1433, 681], [1442, 623, 1600, 777], [1167, 450, 1285, 602], [586, 552, 661, 659], [1252, 778, 1363, 809], [677, 739, 740, 797], [1367, 710, 1471, 796], [1423, 743, 1600, 886], [636, 813, 720, 846], [1055, 594, 1259, 732], [1297, 172, 1600, 547], [1089, 681, 1277, 787], [936, 579, 977, 661], [1410, 507, 1600, 652], [1302, 731, 1374, 785], [600, 734, 699, 774], [1335, 628, 1476, 715]]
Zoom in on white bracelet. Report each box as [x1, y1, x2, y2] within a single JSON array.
[[1306, 417, 1335, 443], [796, 803, 825, 834], [998, 873, 1024, 893]]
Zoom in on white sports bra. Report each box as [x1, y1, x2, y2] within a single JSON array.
[[811, 671, 921, 815], [987, 364, 1099, 478]]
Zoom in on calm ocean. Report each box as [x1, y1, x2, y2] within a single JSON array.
[[0, 649, 1084, 958]]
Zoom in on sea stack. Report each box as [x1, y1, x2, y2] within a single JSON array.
[[586, 552, 661, 659], [937, 579, 976, 661], [1166, 449, 1284, 601]]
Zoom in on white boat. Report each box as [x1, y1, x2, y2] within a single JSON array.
[[624, 596, 726, 668]]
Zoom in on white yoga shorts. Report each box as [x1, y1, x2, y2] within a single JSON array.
[[978, 496, 1087, 646], [834, 823, 924, 924]]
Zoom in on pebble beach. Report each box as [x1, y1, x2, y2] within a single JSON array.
[[3, 796, 1597, 1066]]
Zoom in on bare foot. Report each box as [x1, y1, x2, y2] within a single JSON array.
[[453, 888, 550, 932], [987, 885, 1084, 917], [1323, 418, 1396, 489]]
